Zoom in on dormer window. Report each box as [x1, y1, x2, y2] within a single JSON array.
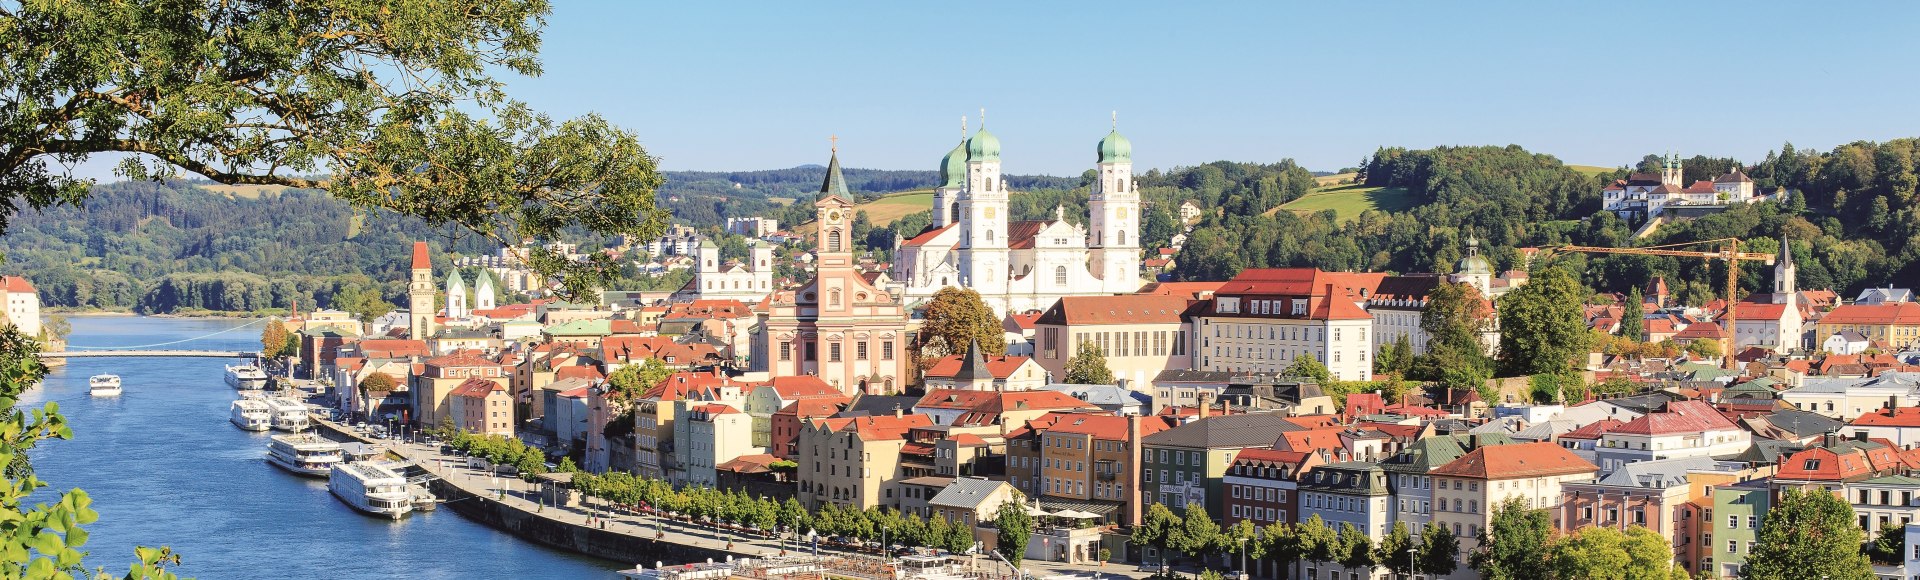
[[1804, 459, 1822, 470]]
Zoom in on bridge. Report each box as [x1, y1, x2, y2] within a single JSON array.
[[39, 350, 258, 358]]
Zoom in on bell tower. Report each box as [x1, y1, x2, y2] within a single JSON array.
[[956, 113, 1008, 296], [1089, 116, 1142, 293], [407, 241, 436, 339]]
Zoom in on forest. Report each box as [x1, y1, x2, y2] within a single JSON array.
[[1172, 141, 1920, 302], [667, 165, 1076, 228]]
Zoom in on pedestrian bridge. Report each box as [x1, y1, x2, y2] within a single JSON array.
[[39, 350, 257, 358]]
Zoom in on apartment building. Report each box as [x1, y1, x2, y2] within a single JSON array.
[[1187, 268, 1384, 381], [795, 412, 934, 510], [1032, 294, 1194, 388], [1429, 442, 1598, 572]]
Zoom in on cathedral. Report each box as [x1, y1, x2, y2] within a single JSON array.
[[890, 121, 1144, 317]]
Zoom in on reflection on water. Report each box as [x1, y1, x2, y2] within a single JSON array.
[[22, 316, 616, 579]]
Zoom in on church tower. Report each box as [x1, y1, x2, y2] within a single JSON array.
[[1661, 152, 1683, 188], [445, 270, 468, 320], [1088, 120, 1142, 293], [474, 269, 497, 311], [932, 117, 967, 229], [1774, 236, 1797, 298], [956, 121, 1009, 296], [407, 242, 436, 339]]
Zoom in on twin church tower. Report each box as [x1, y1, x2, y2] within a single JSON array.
[[892, 116, 1145, 316]]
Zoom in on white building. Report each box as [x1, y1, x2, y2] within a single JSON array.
[[1602, 154, 1771, 221], [688, 238, 775, 303], [726, 217, 779, 238], [674, 402, 762, 488], [0, 277, 40, 338], [1188, 268, 1380, 382], [1782, 372, 1920, 420], [1592, 401, 1750, 474], [891, 122, 1142, 317], [1728, 238, 1804, 352]]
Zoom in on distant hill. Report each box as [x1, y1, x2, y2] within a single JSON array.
[[658, 166, 1076, 228]]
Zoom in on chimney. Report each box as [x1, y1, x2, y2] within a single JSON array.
[[894, 404, 903, 419], [1824, 432, 1840, 448], [1891, 396, 1901, 411], [1197, 391, 1214, 419]]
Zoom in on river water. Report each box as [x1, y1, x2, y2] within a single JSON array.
[[21, 316, 619, 579]]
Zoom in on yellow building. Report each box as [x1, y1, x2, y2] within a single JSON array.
[[1033, 294, 1194, 388], [795, 413, 933, 510], [1812, 303, 1920, 351]]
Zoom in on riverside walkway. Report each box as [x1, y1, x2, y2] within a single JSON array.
[[369, 434, 1156, 580]]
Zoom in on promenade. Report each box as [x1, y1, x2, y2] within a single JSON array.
[[371, 432, 1163, 580]]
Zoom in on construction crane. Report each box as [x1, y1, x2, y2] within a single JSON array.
[[1543, 237, 1775, 370]]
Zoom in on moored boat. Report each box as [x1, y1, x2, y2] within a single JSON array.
[[263, 397, 310, 431], [266, 433, 343, 477], [329, 461, 413, 519], [224, 363, 268, 390], [230, 398, 272, 431]]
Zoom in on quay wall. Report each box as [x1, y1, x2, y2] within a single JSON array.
[[430, 479, 743, 567]]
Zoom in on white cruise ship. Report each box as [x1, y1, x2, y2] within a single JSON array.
[[329, 462, 413, 519], [88, 374, 122, 397], [266, 433, 344, 477], [230, 398, 272, 431], [262, 397, 310, 431], [224, 363, 268, 390]]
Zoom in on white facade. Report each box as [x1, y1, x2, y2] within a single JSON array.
[[892, 126, 1142, 317], [0, 278, 39, 338], [692, 238, 775, 303], [1194, 311, 1373, 382]]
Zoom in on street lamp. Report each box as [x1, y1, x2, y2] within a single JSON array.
[[1237, 536, 1249, 580], [1407, 544, 1418, 580]]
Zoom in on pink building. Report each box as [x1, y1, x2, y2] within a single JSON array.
[[449, 377, 514, 437], [758, 151, 908, 396]]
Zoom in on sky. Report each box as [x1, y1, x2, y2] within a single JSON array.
[[68, 1, 1920, 179]]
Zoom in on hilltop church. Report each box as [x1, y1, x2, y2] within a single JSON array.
[[890, 121, 1145, 316]]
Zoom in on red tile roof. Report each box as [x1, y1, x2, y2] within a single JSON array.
[[1135, 281, 1228, 299], [411, 242, 430, 269], [1822, 303, 1920, 326], [774, 396, 851, 418], [449, 377, 505, 399], [1429, 441, 1598, 479], [924, 354, 1035, 380], [1673, 321, 1726, 341], [664, 300, 755, 320], [425, 353, 499, 368], [901, 224, 956, 247], [1556, 418, 1624, 440], [0, 276, 34, 293], [1850, 407, 1920, 428], [1611, 401, 1737, 435], [1034, 294, 1193, 326], [762, 376, 840, 399]]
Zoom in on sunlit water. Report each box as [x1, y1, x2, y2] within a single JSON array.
[[21, 316, 619, 579]]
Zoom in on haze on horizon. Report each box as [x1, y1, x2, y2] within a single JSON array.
[[69, 1, 1920, 180]]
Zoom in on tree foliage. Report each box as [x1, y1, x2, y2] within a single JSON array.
[[1619, 287, 1645, 340], [1419, 524, 1459, 576], [918, 288, 1005, 359], [1745, 487, 1873, 580], [1497, 267, 1593, 376], [1548, 526, 1689, 580], [0, 0, 671, 299], [1064, 342, 1116, 386], [993, 499, 1032, 568], [358, 372, 396, 396], [605, 358, 673, 403], [1283, 354, 1331, 384], [1411, 281, 1494, 392], [1470, 498, 1555, 580]]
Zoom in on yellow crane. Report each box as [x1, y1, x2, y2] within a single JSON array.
[[1544, 237, 1775, 369]]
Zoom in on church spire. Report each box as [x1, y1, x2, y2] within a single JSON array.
[[820, 137, 849, 198]]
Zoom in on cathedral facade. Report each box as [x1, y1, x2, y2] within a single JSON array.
[[891, 124, 1144, 317]]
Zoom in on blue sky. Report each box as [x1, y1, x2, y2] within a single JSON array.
[[70, 1, 1920, 180], [500, 1, 1920, 175]]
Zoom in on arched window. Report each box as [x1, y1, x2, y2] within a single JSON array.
[[1116, 179, 1125, 193], [986, 230, 995, 243], [1055, 266, 1068, 287], [987, 177, 995, 191], [828, 229, 843, 252], [830, 289, 841, 306], [1118, 230, 1127, 246]]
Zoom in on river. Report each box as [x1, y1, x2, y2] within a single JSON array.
[[21, 316, 621, 579]]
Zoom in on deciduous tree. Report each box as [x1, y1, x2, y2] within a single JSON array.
[[994, 499, 1033, 567], [1412, 281, 1494, 392], [1418, 524, 1459, 576], [1469, 498, 1554, 580], [918, 288, 1005, 358], [1744, 487, 1873, 580], [1064, 342, 1116, 385], [1284, 354, 1331, 384], [1497, 267, 1593, 376]]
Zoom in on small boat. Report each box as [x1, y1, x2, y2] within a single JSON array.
[[262, 397, 310, 431], [89, 374, 122, 397], [224, 363, 268, 390], [230, 398, 272, 431], [329, 461, 414, 519], [266, 433, 344, 477]]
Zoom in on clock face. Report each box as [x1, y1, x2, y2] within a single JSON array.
[[985, 207, 996, 219], [1118, 208, 1129, 219], [827, 210, 842, 223]]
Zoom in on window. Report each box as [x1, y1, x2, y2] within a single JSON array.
[[828, 230, 843, 252], [882, 341, 894, 360], [1727, 515, 1737, 529], [857, 341, 869, 360], [829, 343, 842, 362], [1746, 516, 1757, 529], [1055, 266, 1068, 287]]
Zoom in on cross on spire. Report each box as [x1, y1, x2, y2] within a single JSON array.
[[1112, 110, 1117, 129], [961, 115, 967, 140], [830, 134, 838, 152], [979, 107, 986, 128]]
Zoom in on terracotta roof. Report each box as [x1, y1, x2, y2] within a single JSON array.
[[1005, 220, 1056, 250], [1034, 294, 1192, 326], [425, 354, 498, 368], [449, 377, 505, 398], [1611, 401, 1738, 435], [358, 339, 430, 359], [902, 224, 956, 247], [1274, 428, 1346, 454], [663, 300, 754, 320], [1851, 407, 1920, 428], [1822, 303, 1920, 326], [816, 414, 933, 441], [1556, 418, 1624, 440], [554, 366, 606, 382], [716, 454, 780, 474], [762, 376, 840, 399], [1683, 180, 1717, 194], [1429, 441, 1597, 479], [924, 353, 1034, 380], [0, 276, 34, 293], [1728, 302, 1789, 321], [600, 336, 722, 365], [1005, 312, 1042, 331], [411, 242, 430, 269], [774, 396, 851, 418], [1673, 321, 1726, 340], [643, 370, 736, 400], [1134, 281, 1228, 299]]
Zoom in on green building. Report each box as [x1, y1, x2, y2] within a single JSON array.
[[1707, 478, 1771, 579], [1139, 414, 1306, 517]]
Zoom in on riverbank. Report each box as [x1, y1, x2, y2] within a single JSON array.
[[47, 308, 275, 319]]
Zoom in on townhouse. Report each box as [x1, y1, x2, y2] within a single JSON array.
[[1032, 294, 1194, 388], [795, 412, 934, 510], [1139, 413, 1309, 516], [1428, 442, 1598, 569]]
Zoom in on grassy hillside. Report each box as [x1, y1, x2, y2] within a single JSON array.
[[1273, 184, 1416, 222], [1566, 164, 1616, 176], [197, 183, 290, 198], [854, 190, 934, 226]]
